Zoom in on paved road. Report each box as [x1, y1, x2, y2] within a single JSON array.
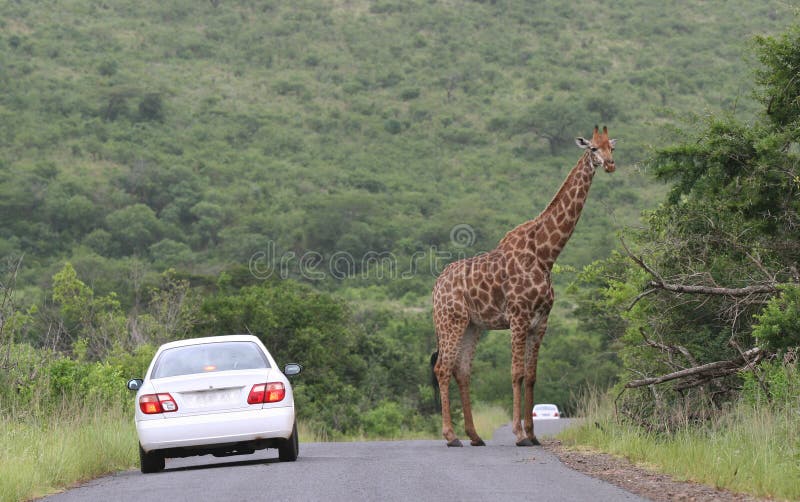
[[43, 419, 645, 502]]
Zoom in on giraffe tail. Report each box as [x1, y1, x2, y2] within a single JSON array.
[[430, 351, 440, 407]]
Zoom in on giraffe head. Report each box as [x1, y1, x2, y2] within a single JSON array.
[[575, 125, 616, 173]]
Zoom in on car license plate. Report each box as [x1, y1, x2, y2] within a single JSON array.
[[182, 388, 241, 408]]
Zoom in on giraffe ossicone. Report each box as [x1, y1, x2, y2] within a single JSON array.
[[431, 126, 617, 446]]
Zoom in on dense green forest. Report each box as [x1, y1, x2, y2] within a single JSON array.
[[0, 0, 797, 440]]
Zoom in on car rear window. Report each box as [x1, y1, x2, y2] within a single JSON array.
[[151, 341, 270, 378]]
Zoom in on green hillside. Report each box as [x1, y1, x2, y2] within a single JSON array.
[[2, 0, 791, 296], [0, 0, 794, 425]]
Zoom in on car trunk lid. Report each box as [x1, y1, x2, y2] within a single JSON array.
[[150, 369, 272, 417]]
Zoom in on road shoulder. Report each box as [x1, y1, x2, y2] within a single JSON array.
[[542, 439, 763, 502]]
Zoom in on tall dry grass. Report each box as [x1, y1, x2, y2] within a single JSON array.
[[559, 390, 800, 501], [0, 406, 137, 502]]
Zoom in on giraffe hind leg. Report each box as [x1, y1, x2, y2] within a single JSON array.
[[434, 322, 469, 447], [454, 324, 484, 446]]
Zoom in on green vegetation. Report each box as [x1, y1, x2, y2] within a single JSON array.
[[569, 20, 800, 427], [0, 408, 137, 502], [0, 336, 148, 501], [0, 0, 798, 499], [561, 379, 800, 500], [559, 21, 800, 499]]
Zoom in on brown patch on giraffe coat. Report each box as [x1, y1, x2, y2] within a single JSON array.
[[538, 243, 551, 258]]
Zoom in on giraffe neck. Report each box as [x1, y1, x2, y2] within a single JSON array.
[[501, 151, 597, 270], [535, 151, 596, 267]]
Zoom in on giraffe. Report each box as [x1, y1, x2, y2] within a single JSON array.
[[431, 126, 616, 447]]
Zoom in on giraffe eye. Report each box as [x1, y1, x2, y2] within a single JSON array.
[[590, 147, 598, 152]]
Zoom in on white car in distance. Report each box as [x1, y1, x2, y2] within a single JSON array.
[[127, 334, 302, 473], [532, 403, 561, 420]]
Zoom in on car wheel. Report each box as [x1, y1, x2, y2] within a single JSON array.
[[139, 444, 165, 473], [278, 420, 299, 462]]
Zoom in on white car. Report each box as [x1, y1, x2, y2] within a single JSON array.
[[127, 335, 302, 473], [532, 403, 561, 420]]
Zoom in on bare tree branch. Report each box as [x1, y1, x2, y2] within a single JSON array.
[[619, 236, 663, 282], [624, 347, 763, 389], [619, 236, 778, 297], [645, 280, 777, 297], [639, 328, 699, 367], [627, 288, 656, 311]]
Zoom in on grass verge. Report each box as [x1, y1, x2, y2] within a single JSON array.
[[472, 403, 510, 440], [0, 407, 138, 502], [559, 394, 800, 501]]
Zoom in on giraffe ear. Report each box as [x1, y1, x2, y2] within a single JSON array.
[[575, 137, 591, 149], [609, 138, 617, 148]]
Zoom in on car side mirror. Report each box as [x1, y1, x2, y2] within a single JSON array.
[[284, 363, 302, 377], [127, 378, 143, 391]]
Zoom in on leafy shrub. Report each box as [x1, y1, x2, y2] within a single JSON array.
[[362, 401, 406, 437], [752, 285, 800, 352], [274, 80, 307, 96], [741, 356, 800, 407], [400, 88, 420, 101], [138, 93, 165, 122], [384, 119, 402, 134], [97, 59, 118, 76]]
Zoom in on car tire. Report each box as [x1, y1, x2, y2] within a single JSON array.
[[139, 444, 165, 473], [278, 420, 299, 462]]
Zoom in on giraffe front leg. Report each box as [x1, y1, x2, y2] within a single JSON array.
[[525, 316, 547, 445], [524, 319, 547, 445], [510, 328, 532, 446]]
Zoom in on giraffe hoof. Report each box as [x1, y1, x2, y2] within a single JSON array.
[[516, 438, 534, 447], [470, 438, 486, 446], [446, 439, 463, 447], [531, 436, 541, 446]]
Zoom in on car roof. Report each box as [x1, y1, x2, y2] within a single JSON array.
[[157, 334, 262, 351], [533, 404, 558, 408]]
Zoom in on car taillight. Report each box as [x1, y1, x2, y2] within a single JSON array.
[[532, 411, 537, 417], [139, 393, 178, 414], [248, 382, 285, 404], [554, 412, 559, 417]]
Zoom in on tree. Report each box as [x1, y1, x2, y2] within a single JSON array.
[[51, 263, 126, 356], [519, 99, 585, 154], [105, 204, 164, 255], [138, 93, 165, 122], [756, 26, 800, 127], [579, 25, 800, 427]]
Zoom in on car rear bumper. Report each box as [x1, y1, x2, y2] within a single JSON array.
[[137, 406, 295, 452]]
